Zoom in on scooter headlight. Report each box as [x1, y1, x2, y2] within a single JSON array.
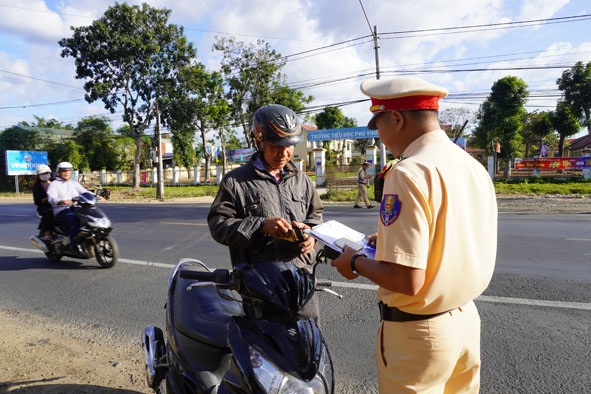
[[249, 344, 332, 394], [89, 216, 111, 228]]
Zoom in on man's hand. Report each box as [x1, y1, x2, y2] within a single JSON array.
[[261, 217, 293, 239], [260, 219, 315, 254], [291, 221, 314, 254]]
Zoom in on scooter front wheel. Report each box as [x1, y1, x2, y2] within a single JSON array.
[[94, 235, 119, 268]]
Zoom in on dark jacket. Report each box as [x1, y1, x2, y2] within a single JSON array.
[[32, 180, 54, 232], [208, 153, 323, 270]]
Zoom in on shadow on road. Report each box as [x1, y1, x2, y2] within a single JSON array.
[[0, 255, 103, 271], [0, 380, 144, 394]]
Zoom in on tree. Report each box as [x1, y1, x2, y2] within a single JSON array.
[[529, 111, 554, 157], [552, 100, 582, 156], [162, 64, 229, 181], [59, 2, 196, 189], [213, 37, 312, 146], [557, 61, 591, 135], [32, 116, 74, 130], [473, 76, 529, 177], [313, 107, 358, 164], [520, 112, 538, 158], [74, 116, 123, 171], [439, 107, 475, 142]]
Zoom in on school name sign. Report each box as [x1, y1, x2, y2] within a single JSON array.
[[307, 127, 379, 141]]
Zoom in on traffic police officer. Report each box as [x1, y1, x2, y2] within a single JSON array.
[[331, 76, 498, 393]]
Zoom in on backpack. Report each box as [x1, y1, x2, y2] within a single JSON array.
[[373, 156, 405, 203]]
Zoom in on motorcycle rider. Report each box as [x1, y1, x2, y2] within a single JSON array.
[[47, 162, 100, 254], [208, 104, 324, 320], [32, 164, 55, 240]]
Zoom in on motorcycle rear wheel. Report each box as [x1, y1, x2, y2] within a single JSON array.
[[94, 235, 119, 268], [45, 251, 62, 262]]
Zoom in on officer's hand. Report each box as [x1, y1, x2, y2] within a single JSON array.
[[330, 245, 360, 280], [367, 232, 378, 247], [261, 218, 292, 239]]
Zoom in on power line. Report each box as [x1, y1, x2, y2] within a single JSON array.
[[379, 13, 591, 40]]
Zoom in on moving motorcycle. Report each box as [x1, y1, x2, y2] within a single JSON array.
[[143, 251, 339, 394], [29, 191, 118, 268]]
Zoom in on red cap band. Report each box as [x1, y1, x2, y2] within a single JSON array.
[[369, 95, 440, 113]]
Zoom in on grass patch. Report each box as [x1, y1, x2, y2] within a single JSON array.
[[494, 178, 591, 196]]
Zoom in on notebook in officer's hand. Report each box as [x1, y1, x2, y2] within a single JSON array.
[[305, 220, 376, 258]]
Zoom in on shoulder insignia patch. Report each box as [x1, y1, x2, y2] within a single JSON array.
[[380, 194, 402, 226]]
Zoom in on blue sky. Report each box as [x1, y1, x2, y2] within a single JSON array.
[[0, 0, 590, 137]]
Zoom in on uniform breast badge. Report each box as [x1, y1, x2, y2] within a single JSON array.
[[380, 194, 402, 226]]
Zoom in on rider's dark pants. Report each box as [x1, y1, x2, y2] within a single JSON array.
[[56, 209, 79, 246], [37, 206, 55, 234]]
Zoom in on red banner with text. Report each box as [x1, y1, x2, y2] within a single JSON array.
[[514, 157, 591, 170]]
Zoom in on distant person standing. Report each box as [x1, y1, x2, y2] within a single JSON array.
[[354, 161, 374, 209]]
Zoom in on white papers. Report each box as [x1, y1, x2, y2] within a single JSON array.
[[307, 220, 376, 258]]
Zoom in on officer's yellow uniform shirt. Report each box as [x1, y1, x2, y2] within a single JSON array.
[[375, 129, 498, 315]]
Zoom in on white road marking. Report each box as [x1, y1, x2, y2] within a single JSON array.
[[2, 245, 590, 311]]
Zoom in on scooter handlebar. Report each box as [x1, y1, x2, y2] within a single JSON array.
[[180, 268, 231, 284]]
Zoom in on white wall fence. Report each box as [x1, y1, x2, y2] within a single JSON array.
[[76, 166, 234, 187], [76, 160, 308, 187]]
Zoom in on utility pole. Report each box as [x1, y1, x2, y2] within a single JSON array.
[[155, 102, 164, 200], [373, 25, 387, 168], [373, 25, 381, 81]]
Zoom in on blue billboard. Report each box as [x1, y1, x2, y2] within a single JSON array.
[[4, 150, 48, 176]]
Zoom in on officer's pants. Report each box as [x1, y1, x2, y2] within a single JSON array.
[[376, 301, 481, 394]]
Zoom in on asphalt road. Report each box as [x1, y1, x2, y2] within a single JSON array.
[[0, 201, 590, 393]]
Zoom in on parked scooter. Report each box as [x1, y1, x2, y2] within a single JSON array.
[[88, 184, 111, 200], [143, 250, 340, 393], [29, 191, 118, 268]]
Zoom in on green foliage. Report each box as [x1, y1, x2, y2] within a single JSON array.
[[74, 116, 125, 170], [553, 100, 582, 156], [313, 107, 360, 164], [473, 76, 529, 174], [495, 178, 591, 195], [52, 140, 85, 170], [557, 61, 591, 133], [313, 107, 347, 129]]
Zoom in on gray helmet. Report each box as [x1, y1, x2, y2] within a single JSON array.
[[251, 104, 303, 147]]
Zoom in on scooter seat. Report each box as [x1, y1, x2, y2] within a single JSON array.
[[172, 276, 244, 349]]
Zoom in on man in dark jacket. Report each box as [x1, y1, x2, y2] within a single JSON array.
[[208, 104, 323, 319]]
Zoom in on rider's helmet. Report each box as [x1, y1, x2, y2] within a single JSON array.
[[36, 164, 51, 175], [56, 161, 74, 172], [251, 104, 303, 147]]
